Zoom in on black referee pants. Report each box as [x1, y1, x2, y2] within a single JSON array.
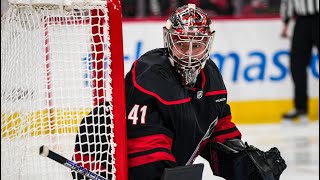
[[290, 14, 319, 111]]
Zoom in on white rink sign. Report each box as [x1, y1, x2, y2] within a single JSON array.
[[11, 18, 316, 109], [122, 18, 319, 102]]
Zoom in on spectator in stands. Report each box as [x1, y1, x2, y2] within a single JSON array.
[[123, 0, 172, 17], [122, 0, 137, 17], [175, 0, 235, 16], [200, 0, 235, 16]]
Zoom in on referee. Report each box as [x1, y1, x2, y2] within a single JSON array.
[[280, 0, 319, 124]]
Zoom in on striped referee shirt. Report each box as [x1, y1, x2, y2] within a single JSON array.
[[280, 0, 319, 23]]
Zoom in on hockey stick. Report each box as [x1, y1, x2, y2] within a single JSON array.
[[39, 145, 107, 180]]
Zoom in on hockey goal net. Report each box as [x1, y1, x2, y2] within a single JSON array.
[[1, 0, 127, 179]]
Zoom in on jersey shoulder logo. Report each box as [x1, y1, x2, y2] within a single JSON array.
[[196, 90, 203, 99]]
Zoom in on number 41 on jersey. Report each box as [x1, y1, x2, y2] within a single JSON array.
[[128, 105, 148, 125]]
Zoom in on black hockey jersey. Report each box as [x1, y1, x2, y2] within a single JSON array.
[[126, 48, 242, 180]]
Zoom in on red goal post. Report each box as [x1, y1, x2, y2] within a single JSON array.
[[1, 0, 127, 179]]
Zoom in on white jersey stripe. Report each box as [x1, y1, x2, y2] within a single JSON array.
[[293, 0, 301, 14], [281, 0, 319, 22], [288, 0, 294, 17], [300, 0, 307, 15], [307, 0, 315, 14]]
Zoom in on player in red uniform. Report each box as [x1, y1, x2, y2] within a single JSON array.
[[73, 3, 286, 180]]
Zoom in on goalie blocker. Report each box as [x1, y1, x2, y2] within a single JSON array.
[[161, 163, 204, 180]]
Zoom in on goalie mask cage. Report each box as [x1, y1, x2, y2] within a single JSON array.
[[1, 0, 127, 180]]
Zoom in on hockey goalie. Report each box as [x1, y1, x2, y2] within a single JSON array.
[[72, 3, 286, 180]]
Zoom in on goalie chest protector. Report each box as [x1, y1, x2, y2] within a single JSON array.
[[125, 48, 229, 166]]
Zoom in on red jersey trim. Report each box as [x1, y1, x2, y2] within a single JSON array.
[[211, 130, 242, 143], [205, 89, 227, 96], [211, 150, 220, 175], [190, 69, 206, 91], [201, 69, 206, 89], [214, 115, 232, 132], [210, 115, 242, 143], [132, 61, 191, 105], [73, 148, 106, 171], [128, 134, 173, 154], [128, 151, 176, 167]]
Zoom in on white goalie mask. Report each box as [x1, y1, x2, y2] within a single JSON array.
[[163, 4, 215, 89]]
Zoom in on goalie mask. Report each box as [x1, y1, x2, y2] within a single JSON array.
[[164, 4, 215, 89]]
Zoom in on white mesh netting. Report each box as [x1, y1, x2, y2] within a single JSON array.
[[1, 1, 119, 179]]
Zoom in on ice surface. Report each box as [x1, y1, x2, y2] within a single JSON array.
[[195, 121, 319, 180]]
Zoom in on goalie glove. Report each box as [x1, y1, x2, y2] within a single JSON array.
[[262, 147, 287, 180], [212, 139, 287, 180]]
